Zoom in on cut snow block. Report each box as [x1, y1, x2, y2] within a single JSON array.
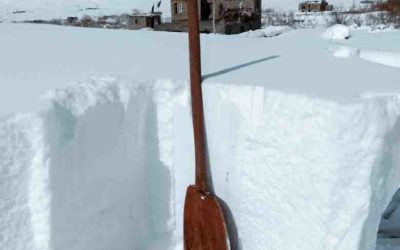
[[1, 78, 400, 250], [44, 78, 174, 250]]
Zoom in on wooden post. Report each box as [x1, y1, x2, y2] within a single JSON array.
[[188, 0, 209, 193]]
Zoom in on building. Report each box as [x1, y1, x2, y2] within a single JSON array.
[[360, 0, 376, 10], [299, 0, 333, 12], [66, 16, 78, 25], [168, 0, 262, 34], [92, 13, 162, 30], [130, 13, 162, 30]]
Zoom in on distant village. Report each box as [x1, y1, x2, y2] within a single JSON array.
[[15, 0, 395, 34], [24, 0, 262, 34]]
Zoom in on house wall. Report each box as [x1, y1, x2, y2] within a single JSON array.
[[131, 16, 161, 30], [299, 1, 333, 12], [169, 0, 261, 34], [171, 0, 190, 22], [171, 0, 261, 22], [132, 16, 149, 29]]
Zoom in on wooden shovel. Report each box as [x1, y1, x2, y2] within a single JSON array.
[[183, 0, 230, 249]]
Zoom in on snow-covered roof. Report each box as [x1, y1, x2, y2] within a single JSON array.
[[301, 0, 327, 4], [131, 12, 162, 17]]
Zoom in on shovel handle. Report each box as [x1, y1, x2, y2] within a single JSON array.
[[188, 0, 208, 193]]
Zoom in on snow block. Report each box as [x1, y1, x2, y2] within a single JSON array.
[[1, 77, 400, 250]]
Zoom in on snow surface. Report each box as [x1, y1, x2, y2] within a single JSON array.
[[1, 24, 400, 250], [1, 23, 400, 115]]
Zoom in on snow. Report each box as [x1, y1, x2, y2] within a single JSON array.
[[359, 50, 400, 69], [322, 24, 352, 40], [240, 26, 293, 38], [1, 23, 400, 115], [1, 23, 400, 250], [330, 46, 400, 68], [3, 76, 400, 250], [0, 114, 50, 250], [330, 45, 360, 58]]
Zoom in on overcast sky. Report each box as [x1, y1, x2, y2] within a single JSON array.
[[0, 0, 358, 16]]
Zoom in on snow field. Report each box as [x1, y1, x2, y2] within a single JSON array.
[[2, 76, 400, 249], [1, 22, 400, 250]]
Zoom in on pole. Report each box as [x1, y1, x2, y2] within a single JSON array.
[[187, 0, 209, 193], [213, 0, 216, 34]]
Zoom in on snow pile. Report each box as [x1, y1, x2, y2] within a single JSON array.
[[330, 46, 400, 69], [322, 24, 352, 40], [241, 26, 293, 38], [2, 76, 400, 250]]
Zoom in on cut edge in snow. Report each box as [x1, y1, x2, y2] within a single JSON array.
[[2, 76, 400, 250]]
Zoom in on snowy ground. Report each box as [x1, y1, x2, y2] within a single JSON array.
[[1, 23, 400, 115], [1, 23, 400, 250]]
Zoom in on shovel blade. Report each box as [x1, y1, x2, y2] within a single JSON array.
[[184, 185, 230, 250]]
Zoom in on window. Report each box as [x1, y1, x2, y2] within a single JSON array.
[[174, 3, 178, 14], [178, 3, 184, 14]]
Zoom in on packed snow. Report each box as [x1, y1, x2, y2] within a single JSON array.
[[1, 23, 400, 250]]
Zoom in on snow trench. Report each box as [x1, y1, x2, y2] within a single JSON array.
[[1, 77, 400, 250]]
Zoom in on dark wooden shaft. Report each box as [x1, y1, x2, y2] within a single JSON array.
[[188, 0, 208, 193]]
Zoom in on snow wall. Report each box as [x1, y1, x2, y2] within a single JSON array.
[[1, 77, 400, 250]]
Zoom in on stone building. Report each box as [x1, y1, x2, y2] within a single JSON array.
[[96, 13, 162, 29], [299, 0, 333, 12], [168, 0, 261, 34], [130, 13, 162, 30]]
